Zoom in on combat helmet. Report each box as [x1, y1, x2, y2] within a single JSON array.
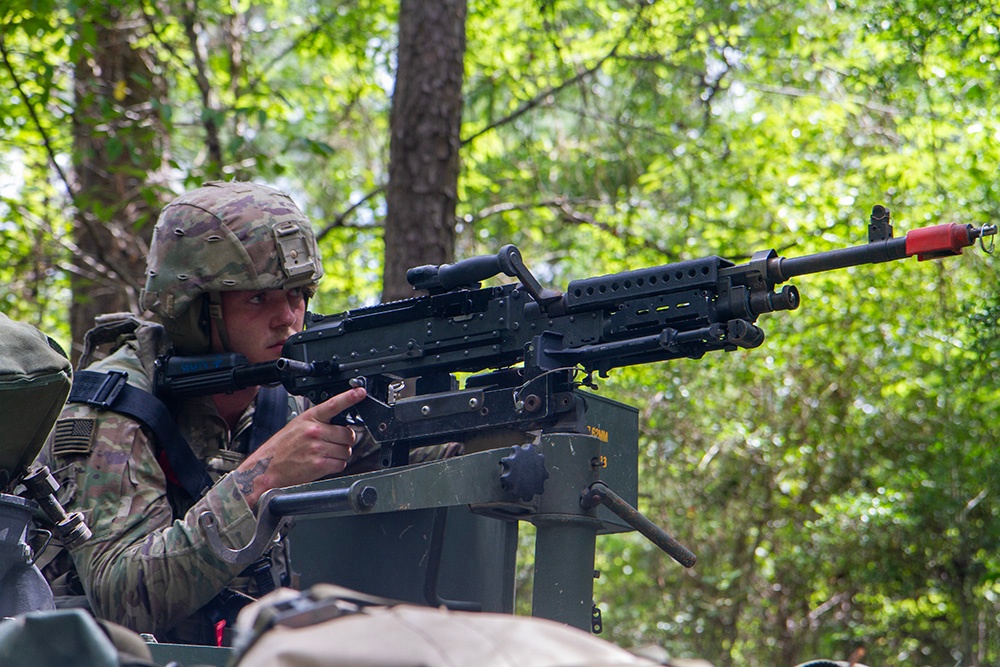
[[139, 181, 324, 354]]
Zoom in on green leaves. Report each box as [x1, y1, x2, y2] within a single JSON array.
[[3, 0, 1000, 662]]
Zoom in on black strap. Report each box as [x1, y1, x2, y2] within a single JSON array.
[[70, 369, 289, 633], [69, 370, 214, 499], [247, 385, 289, 455]]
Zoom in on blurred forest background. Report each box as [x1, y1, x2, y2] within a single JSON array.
[[2, 1, 999, 665]]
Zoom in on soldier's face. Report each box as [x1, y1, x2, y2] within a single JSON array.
[[214, 288, 307, 363]]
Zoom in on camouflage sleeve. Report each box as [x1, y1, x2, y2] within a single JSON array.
[[51, 403, 258, 637]]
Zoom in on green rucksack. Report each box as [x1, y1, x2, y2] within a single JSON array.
[[0, 608, 156, 667], [0, 312, 72, 490]]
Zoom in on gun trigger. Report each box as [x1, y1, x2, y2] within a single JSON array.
[[330, 407, 361, 427], [329, 378, 367, 425]]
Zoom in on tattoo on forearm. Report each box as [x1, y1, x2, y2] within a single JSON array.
[[233, 457, 272, 496]]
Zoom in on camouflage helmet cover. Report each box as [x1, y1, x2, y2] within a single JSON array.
[[140, 180, 324, 320]]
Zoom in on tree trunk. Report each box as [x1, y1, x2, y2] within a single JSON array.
[[382, 0, 467, 301], [70, 5, 167, 364]]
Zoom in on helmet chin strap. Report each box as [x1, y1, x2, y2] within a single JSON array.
[[207, 292, 234, 353]]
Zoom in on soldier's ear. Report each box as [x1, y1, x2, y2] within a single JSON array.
[[163, 295, 214, 355]]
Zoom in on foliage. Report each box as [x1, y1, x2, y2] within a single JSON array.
[[459, 1, 1000, 665], [2, 0, 999, 665]]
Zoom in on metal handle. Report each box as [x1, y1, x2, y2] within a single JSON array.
[[581, 481, 697, 568], [200, 481, 377, 566]]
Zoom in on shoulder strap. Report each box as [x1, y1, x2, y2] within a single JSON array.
[[247, 386, 290, 455], [68, 370, 213, 499], [77, 313, 143, 371]]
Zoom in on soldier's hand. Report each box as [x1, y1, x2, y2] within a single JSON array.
[[233, 386, 366, 508]]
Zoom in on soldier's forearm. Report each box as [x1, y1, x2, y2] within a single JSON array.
[[76, 474, 257, 635]]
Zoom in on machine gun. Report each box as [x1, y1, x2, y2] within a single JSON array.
[[175, 206, 993, 634], [157, 206, 995, 468]]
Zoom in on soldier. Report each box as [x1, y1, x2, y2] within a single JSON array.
[[34, 181, 369, 646]]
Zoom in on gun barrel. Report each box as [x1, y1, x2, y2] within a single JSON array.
[[274, 357, 316, 379], [771, 222, 992, 282], [773, 237, 909, 281]]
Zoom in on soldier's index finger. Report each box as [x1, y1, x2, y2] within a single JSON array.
[[310, 386, 367, 421]]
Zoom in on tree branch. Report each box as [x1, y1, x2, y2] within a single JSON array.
[[460, 1, 651, 147], [8, 201, 118, 285], [180, 0, 224, 173], [745, 81, 900, 117], [0, 32, 75, 198], [0, 28, 137, 288], [460, 47, 618, 147], [243, 7, 350, 97], [465, 196, 676, 257], [315, 185, 386, 241]]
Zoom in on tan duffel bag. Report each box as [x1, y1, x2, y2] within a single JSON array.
[[229, 585, 712, 667]]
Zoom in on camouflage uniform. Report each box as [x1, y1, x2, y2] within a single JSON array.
[[36, 181, 458, 644], [37, 320, 300, 644], [37, 182, 328, 645]]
